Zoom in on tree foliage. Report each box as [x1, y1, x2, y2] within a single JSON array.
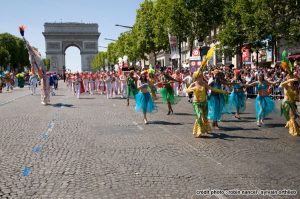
[[91, 51, 108, 71], [104, 0, 300, 65], [0, 33, 30, 71]]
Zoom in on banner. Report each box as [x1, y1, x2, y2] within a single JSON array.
[[168, 32, 180, 60], [242, 47, 251, 63]]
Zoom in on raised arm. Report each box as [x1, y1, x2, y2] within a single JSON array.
[[205, 83, 228, 94], [245, 81, 257, 88], [185, 82, 196, 93], [280, 78, 298, 88], [221, 80, 235, 86]]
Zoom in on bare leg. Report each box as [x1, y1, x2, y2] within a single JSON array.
[[143, 112, 148, 124], [167, 102, 171, 115]]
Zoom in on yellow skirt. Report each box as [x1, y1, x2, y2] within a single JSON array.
[[193, 102, 211, 137]]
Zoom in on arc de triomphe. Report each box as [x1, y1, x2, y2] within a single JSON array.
[[43, 23, 100, 73]]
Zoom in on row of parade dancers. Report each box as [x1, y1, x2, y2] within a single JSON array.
[[133, 68, 299, 137], [66, 70, 193, 100], [66, 68, 299, 137]]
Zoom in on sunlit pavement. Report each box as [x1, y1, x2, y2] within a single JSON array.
[[0, 82, 299, 199]]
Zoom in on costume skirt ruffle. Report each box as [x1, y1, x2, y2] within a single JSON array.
[[192, 101, 211, 137], [127, 85, 138, 98], [229, 91, 246, 113], [160, 87, 180, 104], [135, 92, 157, 113], [208, 94, 229, 121], [255, 96, 275, 120]]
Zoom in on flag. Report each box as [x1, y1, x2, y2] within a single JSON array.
[[19, 25, 45, 78]]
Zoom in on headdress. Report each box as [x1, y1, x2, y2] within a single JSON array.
[[193, 70, 203, 80], [281, 50, 293, 77]]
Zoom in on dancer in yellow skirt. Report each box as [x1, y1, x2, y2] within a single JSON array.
[[185, 71, 228, 138], [280, 77, 300, 136]]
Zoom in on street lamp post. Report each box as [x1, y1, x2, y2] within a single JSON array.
[[98, 46, 108, 49], [104, 38, 116, 42], [115, 24, 133, 29]]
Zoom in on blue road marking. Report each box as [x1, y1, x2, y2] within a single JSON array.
[[34, 144, 44, 153], [48, 123, 54, 129], [42, 133, 48, 140], [21, 167, 31, 177], [20, 103, 63, 177]]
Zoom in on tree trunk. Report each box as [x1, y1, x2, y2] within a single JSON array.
[[238, 43, 243, 68], [178, 38, 182, 69]]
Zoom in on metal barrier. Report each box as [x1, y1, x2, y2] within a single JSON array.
[[246, 85, 284, 99]]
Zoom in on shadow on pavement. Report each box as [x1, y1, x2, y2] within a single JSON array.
[[264, 123, 285, 128], [111, 97, 126, 100], [208, 133, 279, 141], [219, 126, 259, 131], [149, 121, 183, 125], [242, 117, 271, 120], [50, 103, 74, 108], [221, 120, 253, 123], [173, 113, 194, 116], [78, 98, 96, 100]]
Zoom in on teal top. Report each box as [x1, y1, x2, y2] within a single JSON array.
[[212, 80, 221, 89], [257, 81, 267, 91], [233, 80, 242, 89]]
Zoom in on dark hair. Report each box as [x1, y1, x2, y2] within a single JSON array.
[[258, 73, 265, 81], [140, 75, 147, 83]]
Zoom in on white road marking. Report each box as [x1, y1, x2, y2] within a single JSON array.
[[133, 121, 143, 131], [0, 93, 31, 107]]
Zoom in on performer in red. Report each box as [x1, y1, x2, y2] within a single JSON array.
[[75, 72, 84, 99], [83, 72, 89, 93]]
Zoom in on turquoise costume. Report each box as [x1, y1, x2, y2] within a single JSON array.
[[208, 80, 229, 121], [135, 83, 157, 113], [229, 80, 246, 113], [255, 81, 275, 120]]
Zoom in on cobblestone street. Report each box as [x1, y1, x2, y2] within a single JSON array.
[[0, 83, 299, 199]]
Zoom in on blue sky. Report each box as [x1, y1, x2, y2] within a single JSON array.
[[0, 0, 142, 72]]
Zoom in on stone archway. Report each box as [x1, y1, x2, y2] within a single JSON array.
[[43, 23, 100, 74]]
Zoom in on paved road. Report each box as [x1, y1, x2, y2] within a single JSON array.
[[0, 82, 299, 199]]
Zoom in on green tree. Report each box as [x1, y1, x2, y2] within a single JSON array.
[[0, 33, 30, 71], [253, 0, 300, 60], [166, 0, 190, 65], [217, 0, 255, 67], [184, 0, 225, 53], [153, 0, 170, 53], [135, 0, 158, 61], [0, 46, 10, 70], [91, 51, 108, 71], [107, 42, 118, 64]]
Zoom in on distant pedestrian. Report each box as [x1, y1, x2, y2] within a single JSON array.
[[29, 73, 38, 95], [49, 74, 55, 96], [53, 72, 58, 90]]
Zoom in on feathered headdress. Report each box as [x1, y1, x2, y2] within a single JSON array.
[[19, 25, 26, 37], [201, 46, 215, 68], [281, 50, 293, 76], [148, 65, 155, 75], [19, 25, 45, 78]]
